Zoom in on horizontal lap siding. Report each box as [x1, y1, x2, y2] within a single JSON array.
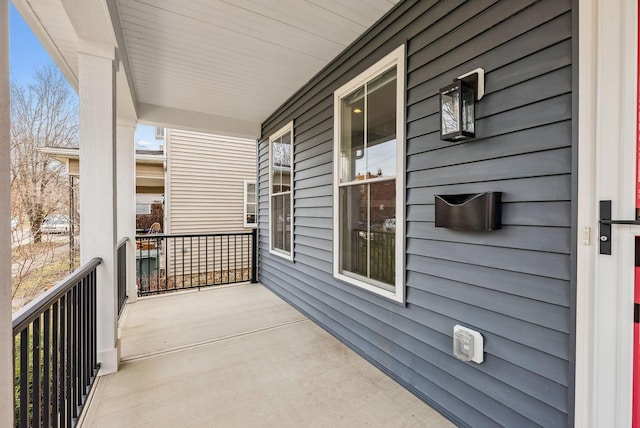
[[168, 129, 256, 234], [258, 0, 574, 426]]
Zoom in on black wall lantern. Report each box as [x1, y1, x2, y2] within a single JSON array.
[[439, 68, 485, 142]]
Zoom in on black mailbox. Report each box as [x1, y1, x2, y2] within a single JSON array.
[[434, 192, 502, 231]]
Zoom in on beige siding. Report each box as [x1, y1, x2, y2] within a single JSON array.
[[136, 162, 164, 180], [68, 158, 79, 176], [167, 129, 256, 235]]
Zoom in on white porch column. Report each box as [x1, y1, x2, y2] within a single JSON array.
[[78, 41, 120, 375], [116, 120, 137, 304], [0, 0, 13, 424]]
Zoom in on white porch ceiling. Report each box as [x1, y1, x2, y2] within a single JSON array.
[[13, 0, 401, 138]]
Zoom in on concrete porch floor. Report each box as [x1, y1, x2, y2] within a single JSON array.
[[79, 283, 454, 427]]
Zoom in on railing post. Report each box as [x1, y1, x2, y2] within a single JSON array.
[[251, 228, 258, 283]]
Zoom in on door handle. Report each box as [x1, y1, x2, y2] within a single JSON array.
[[599, 200, 640, 255]]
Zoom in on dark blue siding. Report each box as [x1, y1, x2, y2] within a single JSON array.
[[258, 0, 575, 426]]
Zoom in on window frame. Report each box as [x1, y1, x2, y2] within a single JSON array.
[[243, 180, 257, 228], [268, 121, 294, 260], [332, 45, 406, 303]]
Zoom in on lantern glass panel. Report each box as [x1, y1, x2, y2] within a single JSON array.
[[440, 85, 460, 136], [461, 84, 475, 134]]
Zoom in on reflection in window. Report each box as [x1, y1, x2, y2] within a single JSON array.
[[340, 67, 396, 184], [339, 181, 396, 288], [271, 131, 291, 193], [271, 194, 291, 253]]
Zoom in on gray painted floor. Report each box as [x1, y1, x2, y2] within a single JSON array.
[[80, 283, 454, 427]]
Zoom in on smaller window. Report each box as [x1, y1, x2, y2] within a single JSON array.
[[269, 122, 294, 259], [244, 180, 257, 228]]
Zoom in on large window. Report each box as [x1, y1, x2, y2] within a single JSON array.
[[244, 180, 256, 228], [333, 46, 405, 302], [269, 122, 293, 259]]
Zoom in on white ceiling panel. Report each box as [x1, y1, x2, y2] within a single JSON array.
[[16, 0, 400, 137], [116, 0, 400, 131]]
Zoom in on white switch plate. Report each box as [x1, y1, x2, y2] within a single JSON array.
[[581, 226, 590, 245], [453, 324, 484, 364]]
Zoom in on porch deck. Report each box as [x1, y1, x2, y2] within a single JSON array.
[[79, 283, 453, 427]]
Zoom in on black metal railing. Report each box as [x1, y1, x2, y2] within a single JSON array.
[[136, 229, 257, 296], [13, 258, 102, 428], [117, 238, 128, 318]]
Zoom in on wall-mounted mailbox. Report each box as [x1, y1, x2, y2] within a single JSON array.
[[435, 192, 502, 231]]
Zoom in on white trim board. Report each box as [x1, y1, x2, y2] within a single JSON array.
[[576, 0, 637, 425]]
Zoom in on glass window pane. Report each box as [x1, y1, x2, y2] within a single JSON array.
[[272, 133, 291, 194], [283, 194, 291, 252], [340, 86, 365, 183], [276, 142, 291, 192], [246, 183, 256, 204], [280, 132, 292, 193], [340, 184, 368, 278], [272, 194, 284, 250], [272, 139, 277, 192], [366, 68, 396, 178], [271, 136, 281, 193], [272, 194, 291, 252], [369, 180, 395, 286], [339, 181, 395, 287], [340, 69, 397, 184]]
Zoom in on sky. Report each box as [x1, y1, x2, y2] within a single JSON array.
[[9, 4, 54, 86], [9, 4, 162, 150]]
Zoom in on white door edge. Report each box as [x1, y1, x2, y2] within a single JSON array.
[[576, 0, 637, 426]]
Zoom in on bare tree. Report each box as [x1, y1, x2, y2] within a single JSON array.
[[10, 65, 78, 309], [10, 65, 78, 242]]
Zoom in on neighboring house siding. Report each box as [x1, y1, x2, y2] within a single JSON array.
[[257, 1, 574, 427], [136, 162, 163, 181], [167, 129, 256, 234]]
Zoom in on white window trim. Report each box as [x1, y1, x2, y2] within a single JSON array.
[[268, 121, 294, 260], [332, 45, 406, 303], [243, 180, 257, 228]]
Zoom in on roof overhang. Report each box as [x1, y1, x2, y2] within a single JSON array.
[[13, 0, 400, 139], [39, 147, 165, 193]]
